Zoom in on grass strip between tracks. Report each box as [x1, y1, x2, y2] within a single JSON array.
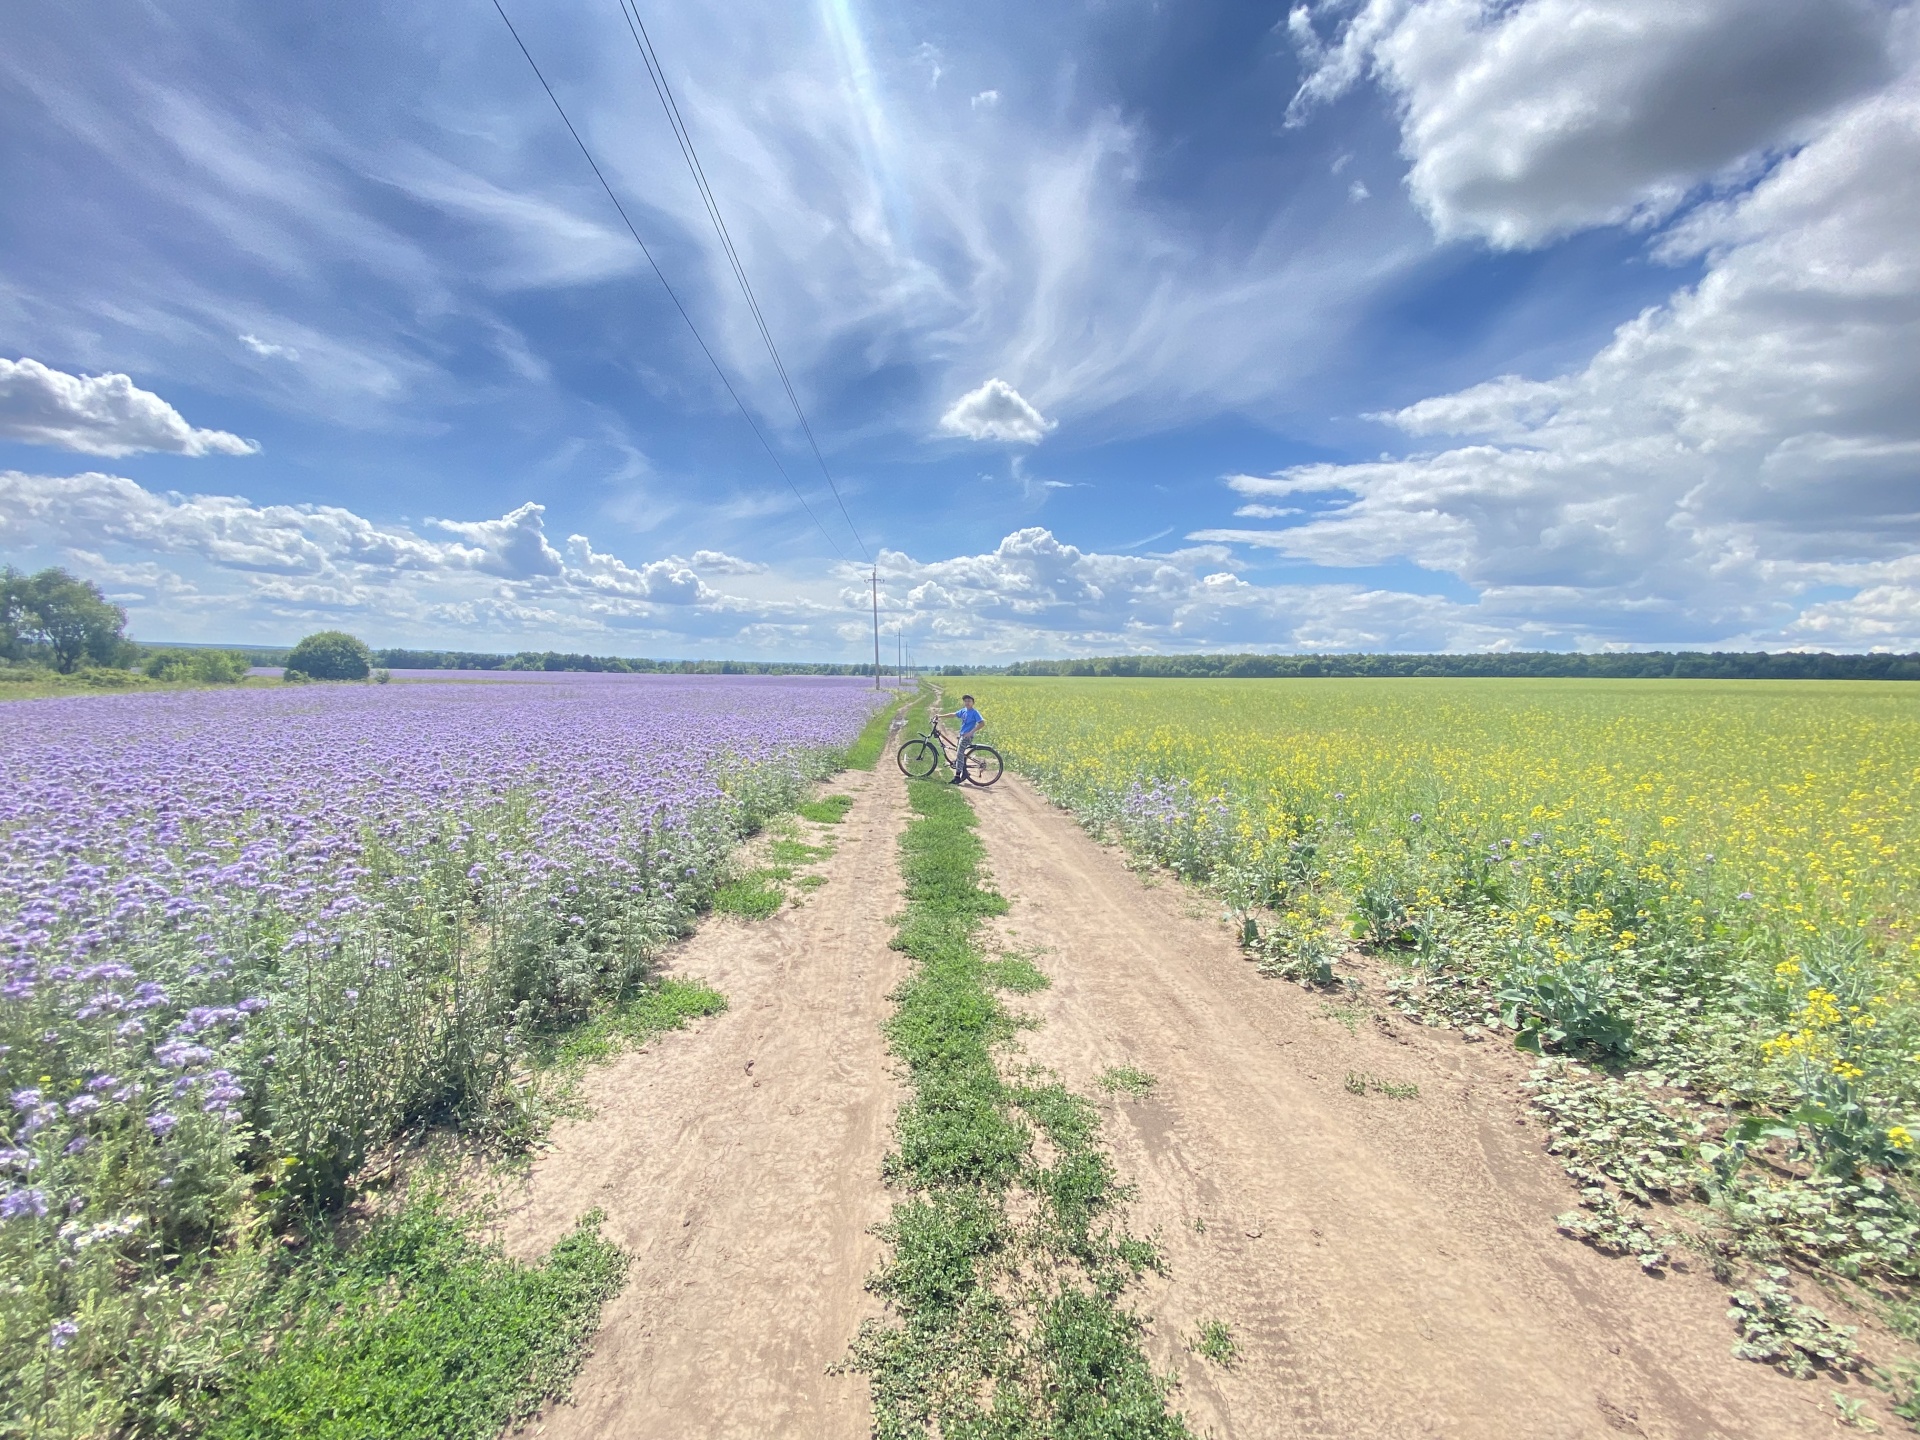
[[846, 754, 1191, 1437], [842, 694, 900, 771]]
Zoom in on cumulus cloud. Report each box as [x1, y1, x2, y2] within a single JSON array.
[[0, 466, 1635, 654], [1287, 0, 1895, 247], [0, 357, 259, 457], [860, 526, 1565, 655], [564, 536, 713, 605], [690, 548, 768, 575], [1200, 66, 1920, 647], [0, 471, 765, 639], [938, 378, 1057, 444], [431, 504, 566, 579]]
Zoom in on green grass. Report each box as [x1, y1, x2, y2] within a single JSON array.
[[1343, 1070, 1419, 1100], [844, 777, 1191, 1438], [0, 665, 276, 701], [1096, 1066, 1158, 1099], [207, 1194, 625, 1440], [710, 871, 786, 919], [769, 838, 830, 864], [797, 794, 856, 823], [985, 953, 1051, 994], [1188, 1320, 1238, 1368], [842, 699, 900, 771], [537, 977, 728, 1071]]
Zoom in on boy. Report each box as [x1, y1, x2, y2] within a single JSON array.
[[942, 694, 984, 784]]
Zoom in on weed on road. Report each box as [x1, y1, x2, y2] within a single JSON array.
[[845, 773, 1190, 1438]]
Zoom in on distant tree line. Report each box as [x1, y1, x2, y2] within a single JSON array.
[[1001, 651, 1920, 680], [367, 648, 900, 676]]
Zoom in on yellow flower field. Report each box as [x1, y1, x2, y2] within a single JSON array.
[[989, 677, 1918, 952], [988, 679, 1920, 1157]]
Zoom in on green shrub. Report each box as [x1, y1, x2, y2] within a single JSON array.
[[285, 631, 373, 681], [143, 649, 250, 684]]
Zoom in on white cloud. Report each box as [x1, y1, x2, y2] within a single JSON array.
[[690, 548, 768, 575], [1348, 180, 1370, 203], [858, 526, 1561, 654], [0, 466, 1620, 654], [10, 465, 1907, 653], [939, 378, 1057, 444], [1199, 66, 1920, 646], [238, 333, 298, 361], [971, 89, 1001, 110], [1288, 0, 1896, 247], [431, 504, 567, 579], [564, 536, 712, 605], [0, 357, 259, 457], [0, 470, 802, 644]]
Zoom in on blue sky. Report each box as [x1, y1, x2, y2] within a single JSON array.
[[2, 0, 1916, 661]]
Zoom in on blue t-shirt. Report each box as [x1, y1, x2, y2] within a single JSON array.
[[956, 706, 982, 736]]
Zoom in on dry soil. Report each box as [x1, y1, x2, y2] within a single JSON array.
[[500, 760, 905, 1437], [976, 773, 1864, 1440]]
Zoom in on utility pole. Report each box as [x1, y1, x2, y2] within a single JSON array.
[[897, 626, 903, 688], [871, 566, 880, 691]]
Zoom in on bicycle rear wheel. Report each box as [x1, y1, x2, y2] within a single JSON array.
[[897, 738, 940, 779], [963, 745, 1003, 787]]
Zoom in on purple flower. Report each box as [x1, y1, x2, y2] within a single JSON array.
[[49, 1320, 78, 1350], [146, 1113, 178, 1138], [1738, 891, 1754, 901], [10, 1088, 43, 1112], [154, 1041, 214, 1069], [1, 1189, 48, 1220]]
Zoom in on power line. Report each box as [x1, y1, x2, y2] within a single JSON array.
[[612, 0, 870, 564], [488, 0, 848, 560]]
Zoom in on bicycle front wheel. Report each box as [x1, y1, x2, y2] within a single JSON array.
[[963, 746, 1004, 787], [897, 738, 940, 779]]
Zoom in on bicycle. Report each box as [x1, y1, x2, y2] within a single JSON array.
[[895, 720, 1003, 786]]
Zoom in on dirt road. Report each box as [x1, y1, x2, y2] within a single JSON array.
[[506, 751, 1861, 1439], [974, 774, 1848, 1440], [500, 762, 905, 1438]]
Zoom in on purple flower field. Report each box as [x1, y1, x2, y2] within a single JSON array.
[[0, 675, 883, 1402]]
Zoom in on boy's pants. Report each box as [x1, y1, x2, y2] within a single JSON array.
[[955, 734, 974, 779]]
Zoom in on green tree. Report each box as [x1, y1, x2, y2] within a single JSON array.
[[0, 566, 30, 663], [4, 567, 130, 672], [285, 630, 373, 681]]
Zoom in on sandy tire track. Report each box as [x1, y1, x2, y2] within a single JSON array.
[[499, 758, 907, 1439], [972, 774, 1848, 1440]]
